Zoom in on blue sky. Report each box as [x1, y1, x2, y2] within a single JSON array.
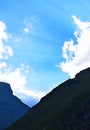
[[0, 0, 90, 106]]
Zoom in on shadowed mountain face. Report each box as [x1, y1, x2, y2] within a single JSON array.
[[0, 82, 29, 130], [6, 68, 90, 130]]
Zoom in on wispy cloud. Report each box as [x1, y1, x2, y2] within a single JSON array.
[[24, 19, 34, 34], [30, 16, 38, 23], [0, 21, 45, 106], [58, 16, 90, 78], [15, 37, 23, 42], [0, 21, 13, 59]]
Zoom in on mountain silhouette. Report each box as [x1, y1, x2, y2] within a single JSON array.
[[0, 82, 29, 130], [6, 68, 90, 130]]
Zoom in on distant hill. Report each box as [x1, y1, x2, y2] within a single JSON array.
[[0, 82, 29, 130], [6, 68, 90, 130]]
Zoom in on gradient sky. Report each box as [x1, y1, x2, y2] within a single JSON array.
[[0, 0, 90, 106]]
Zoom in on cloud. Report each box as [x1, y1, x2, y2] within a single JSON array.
[[15, 37, 23, 42], [0, 64, 45, 102], [0, 64, 27, 92], [0, 21, 8, 40], [30, 16, 38, 23], [0, 21, 45, 106], [24, 19, 33, 34], [24, 28, 30, 33], [0, 21, 13, 59], [58, 16, 90, 78], [0, 62, 6, 69]]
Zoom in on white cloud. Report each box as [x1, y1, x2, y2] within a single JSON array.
[[0, 21, 13, 59], [0, 21, 8, 41], [0, 61, 45, 105], [0, 63, 46, 105], [0, 62, 6, 69], [9, 33, 23, 43], [18, 88, 46, 101], [24, 19, 34, 34], [59, 16, 90, 78], [0, 21, 45, 106], [0, 65, 27, 91], [24, 28, 30, 33]]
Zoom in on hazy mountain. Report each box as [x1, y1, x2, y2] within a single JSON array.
[[0, 82, 29, 130], [6, 68, 90, 130]]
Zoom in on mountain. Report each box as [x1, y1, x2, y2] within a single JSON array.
[[0, 82, 29, 130], [6, 68, 90, 130]]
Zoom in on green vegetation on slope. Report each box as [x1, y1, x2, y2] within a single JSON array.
[[6, 68, 90, 130]]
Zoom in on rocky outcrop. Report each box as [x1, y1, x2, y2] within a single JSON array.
[[0, 82, 29, 130]]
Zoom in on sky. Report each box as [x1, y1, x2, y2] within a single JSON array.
[[0, 0, 90, 106]]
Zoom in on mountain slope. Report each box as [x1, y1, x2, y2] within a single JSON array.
[[6, 68, 90, 130], [0, 82, 29, 130]]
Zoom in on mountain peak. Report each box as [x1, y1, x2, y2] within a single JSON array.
[[75, 67, 90, 79], [0, 82, 29, 130], [0, 82, 13, 96]]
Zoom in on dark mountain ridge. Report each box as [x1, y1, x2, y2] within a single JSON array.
[[6, 68, 90, 130], [0, 82, 29, 130]]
